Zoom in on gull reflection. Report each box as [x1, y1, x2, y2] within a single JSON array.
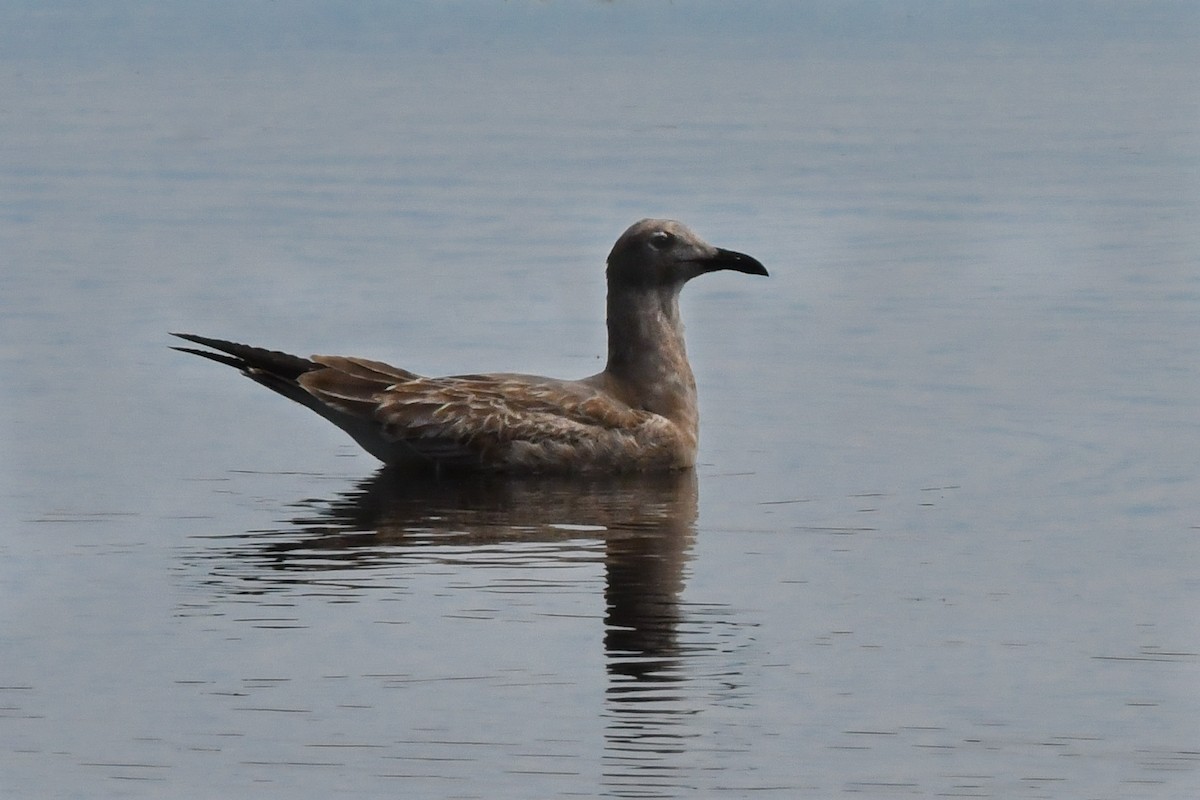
[[193, 467, 701, 797]]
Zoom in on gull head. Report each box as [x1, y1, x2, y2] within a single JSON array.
[[606, 219, 768, 290]]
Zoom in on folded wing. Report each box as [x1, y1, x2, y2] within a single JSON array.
[[172, 334, 687, 472], [302, 362, 677, 471]]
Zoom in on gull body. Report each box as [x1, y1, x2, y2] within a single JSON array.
[[173, 219, 767, 473]]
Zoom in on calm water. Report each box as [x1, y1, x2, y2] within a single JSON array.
[[3, 4, 1199, 798]]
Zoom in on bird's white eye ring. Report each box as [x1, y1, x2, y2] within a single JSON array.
[[649, 231, 675, 250]]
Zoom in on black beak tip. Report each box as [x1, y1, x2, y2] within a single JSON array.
[[714, 248, 769, 277]]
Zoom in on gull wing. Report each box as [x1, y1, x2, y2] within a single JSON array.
[[172, 334, 689, 472], [300, 364, 676, 471]]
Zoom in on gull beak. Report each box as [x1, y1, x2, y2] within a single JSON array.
[[696, 247, 769, 277]]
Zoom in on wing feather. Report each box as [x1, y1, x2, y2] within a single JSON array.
[[311, 355, 418, 384], [301, 366, 671, 469]]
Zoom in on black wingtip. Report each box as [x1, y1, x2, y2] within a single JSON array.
[[170, 345, 247, 370], [170, 332, 233, 350], [170, 333, 319, 379]]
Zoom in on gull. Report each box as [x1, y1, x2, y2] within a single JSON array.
[[173, 219, 767, 473]]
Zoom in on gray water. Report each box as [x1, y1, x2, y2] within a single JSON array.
[[3, 4, 1198, 798]]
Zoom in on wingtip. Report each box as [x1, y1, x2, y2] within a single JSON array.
[[168, 332, 319, 378], [170, 344, 247, 370], [170, 332, 222, 348]]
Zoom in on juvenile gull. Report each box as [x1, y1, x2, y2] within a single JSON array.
[[173, 219, 767, 473]]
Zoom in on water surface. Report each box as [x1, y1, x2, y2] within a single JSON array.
[[2, 4, 1198, 798]]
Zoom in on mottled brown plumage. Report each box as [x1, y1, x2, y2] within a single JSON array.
[[173, 219, 766, 473]]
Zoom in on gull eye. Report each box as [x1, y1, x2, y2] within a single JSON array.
[[648, 231, 675, 251]]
